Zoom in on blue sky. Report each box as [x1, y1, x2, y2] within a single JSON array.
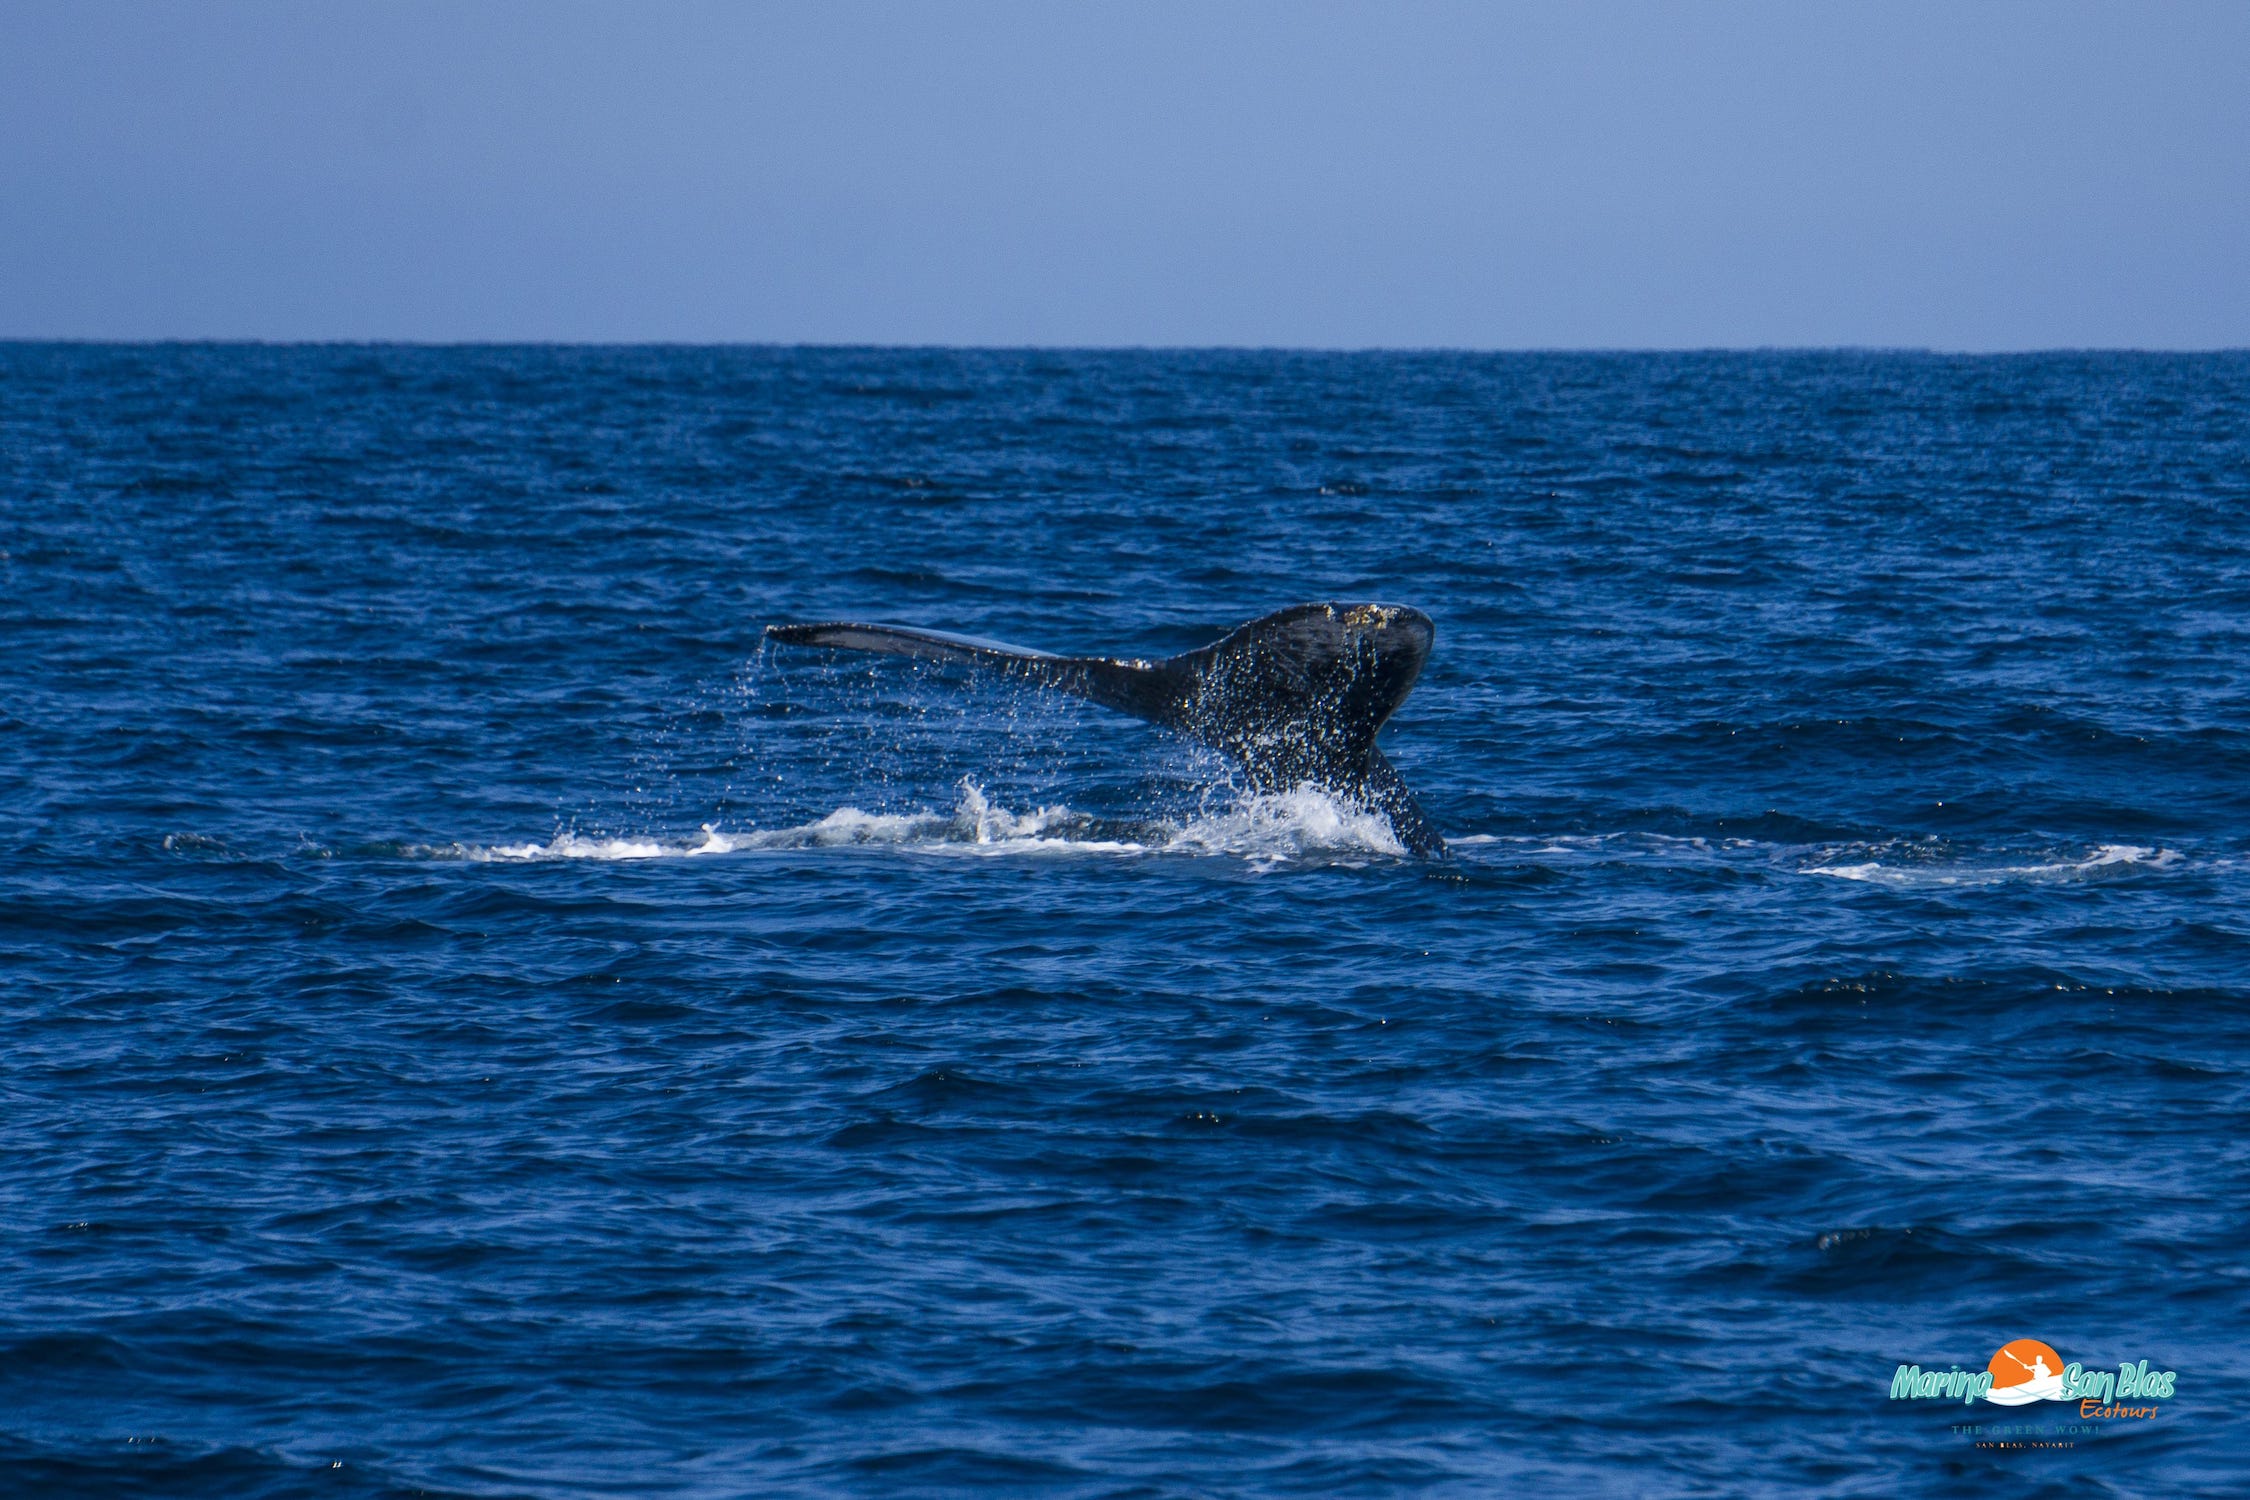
[[4, 1, 2246, 347]]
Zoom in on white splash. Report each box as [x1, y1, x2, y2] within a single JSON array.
[[1172, 785, 1406, 863]]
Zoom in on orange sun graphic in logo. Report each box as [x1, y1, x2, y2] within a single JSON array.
[[1986, 1338, 2067, 1405]]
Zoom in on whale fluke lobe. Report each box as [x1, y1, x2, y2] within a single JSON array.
[[764, 603, 1445, 856]]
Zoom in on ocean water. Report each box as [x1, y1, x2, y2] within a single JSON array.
[[3, 345, 2247, 1497]]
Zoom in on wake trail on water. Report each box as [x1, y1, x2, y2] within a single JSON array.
[[419, 779, 1408, 867], [403, 808, 2191, 888]]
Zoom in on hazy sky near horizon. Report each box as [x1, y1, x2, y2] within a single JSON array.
[[5, 1, 2248, 348]]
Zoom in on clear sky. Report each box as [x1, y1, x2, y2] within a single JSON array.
[[4, 0, 2247, 348]]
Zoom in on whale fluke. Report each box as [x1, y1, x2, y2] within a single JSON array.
[[764, 602, 1445, 856]]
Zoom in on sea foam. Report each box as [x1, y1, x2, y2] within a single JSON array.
[[433, 779, 1408, 868]]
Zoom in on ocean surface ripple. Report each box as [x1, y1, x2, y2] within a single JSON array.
[[3, 346, 2248, 1497]]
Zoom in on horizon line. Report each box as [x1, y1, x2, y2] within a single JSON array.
[[5, 338, 2249, 357]]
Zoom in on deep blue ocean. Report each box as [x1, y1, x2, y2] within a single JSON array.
[[4, 345, 2247, 1497]]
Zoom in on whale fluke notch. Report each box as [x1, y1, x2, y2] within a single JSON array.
[[764, 602, 1445, 856]]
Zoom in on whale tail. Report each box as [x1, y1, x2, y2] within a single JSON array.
[[764, 602, 1444, 856]]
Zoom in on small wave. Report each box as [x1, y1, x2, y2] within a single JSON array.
[[1437, 831, 2192, 889], [416, 780, 1409, 867], [1803, 842, 2183, 888]]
